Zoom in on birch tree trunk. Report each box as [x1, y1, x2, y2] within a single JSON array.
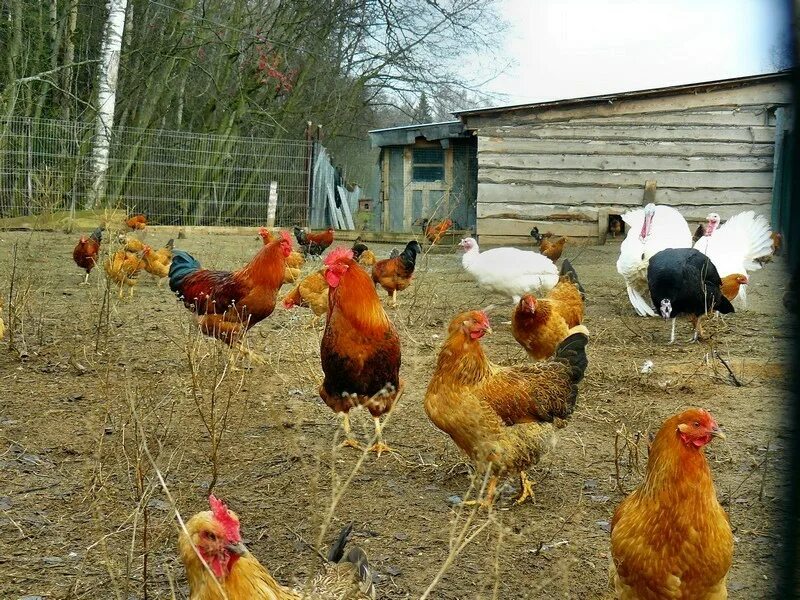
[[88, 0, 128, 209]]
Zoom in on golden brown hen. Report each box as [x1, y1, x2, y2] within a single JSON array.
[[610, 408, 732, 599], [425, 310, 588, 506], [512, 260, 588, 360]]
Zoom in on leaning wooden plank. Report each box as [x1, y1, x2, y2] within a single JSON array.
[[478, 153, 773, 173], [337, 185, 356, 229], [478, 125, 775, 144], [478, 168, 774, 189], [477, 137, 775, 157]]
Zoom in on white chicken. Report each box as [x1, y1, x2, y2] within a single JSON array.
[[693, 211, 773, 307], [616, 203, 692, 316], [459, 237, 559, 302]]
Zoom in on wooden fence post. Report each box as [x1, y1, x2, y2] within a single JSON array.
[[266, 181, 278, 227]]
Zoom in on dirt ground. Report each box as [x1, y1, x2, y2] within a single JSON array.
[[0, 228, 791, 599]]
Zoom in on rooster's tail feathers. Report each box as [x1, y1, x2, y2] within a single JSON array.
[[555, 332, 589, 385], [168, 250, 201, 293], [559, 259, 585, 296], [327, 523, 375, 598], [89, 226, 104, 243]]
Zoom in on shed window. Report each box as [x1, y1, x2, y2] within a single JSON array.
[[412, 147, 444, 182]]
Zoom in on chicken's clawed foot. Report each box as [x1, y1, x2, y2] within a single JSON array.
[[461, 476, 498, 509], [367, 442, 395, 456], [515, 472, 536, 505]]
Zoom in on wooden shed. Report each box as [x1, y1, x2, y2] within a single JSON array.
[[368, 121, 478, 234], [454, 72, 793, 246]]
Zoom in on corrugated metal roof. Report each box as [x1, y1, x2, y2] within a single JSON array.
[[368, 120, 461, 133], [454, 71, 791, 118], [368, 120, 469, 148]]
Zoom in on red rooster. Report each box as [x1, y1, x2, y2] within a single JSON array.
[[294, 226, 334, 257], [168, 231, 291, 352], [72, 226, 104, 284], [320, 247, 402, 454]]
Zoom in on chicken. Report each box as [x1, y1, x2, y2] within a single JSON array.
[[720, 273, 748, 302], [105, 249, 146, 297], [168, 232, 291, 347], [530, 227, 567, 262], [72, 226, 104, 284], [512, 260, 588, 360], [125, 214, 148, 230], [421, 218, 453, 245], [609, 215, 624, 238], [460, 237, 559, 303], [693, 211, 773, 307], [180, 495, 374, 600], [351, 241, 376, 267], [283, 268, 329, 326], [142, 239, 174, 281], [610, 408, 732, 599], [617, 203, 692, 317], [259, 227, 304, 282], [294, 226, 334, 257], [321, 247, 403, 454], [647, 248, 734, 343], [371, 240, 422, 307], [425, 310, 588, 506], [120, 235, 145, 253], [772, 232, 783, 255]]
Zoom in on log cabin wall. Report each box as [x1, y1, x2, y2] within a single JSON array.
[[457, 74, 793, 246]]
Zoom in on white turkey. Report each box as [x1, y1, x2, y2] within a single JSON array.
[[459, 237, 559, 302], [693, 211, 773, 307], [616, 203, 692, 316]]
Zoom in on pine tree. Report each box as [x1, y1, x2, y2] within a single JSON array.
[[416, 91, 432, 123]]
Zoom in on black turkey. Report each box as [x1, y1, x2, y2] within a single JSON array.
[[647, 248, 734, 343]]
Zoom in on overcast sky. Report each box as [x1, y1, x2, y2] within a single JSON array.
[[469, 0, 794, 105]]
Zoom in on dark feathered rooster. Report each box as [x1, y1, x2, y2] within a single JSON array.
[[294, 226, 334, 258], [321, 247, 403, 455], [169, 231, 292, 352], [72, 226, 104, 284], [371, 240, 422, 307]]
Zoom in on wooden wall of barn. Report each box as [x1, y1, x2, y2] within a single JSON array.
[[463, 79, 793, 246]]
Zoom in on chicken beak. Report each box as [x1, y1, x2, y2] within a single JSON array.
[[483, 325, 493, 335], [710, 427, 726, 441], [226, 541, 247, 556]]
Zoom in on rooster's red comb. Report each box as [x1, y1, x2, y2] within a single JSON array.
[[279, 230, 292, 244], [324, 247, 353, 267], [208, 495, 241, 542]]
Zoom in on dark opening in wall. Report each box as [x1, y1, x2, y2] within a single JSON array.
[[608, 214, 624, 238]]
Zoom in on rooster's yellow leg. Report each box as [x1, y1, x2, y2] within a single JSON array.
[[515, 472, 536, 505], [461, 476, 498, 509], [340, 413, 362, 449], [368, 416, 395, 456]]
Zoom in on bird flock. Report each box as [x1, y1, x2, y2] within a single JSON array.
[[65, 205, 780, 599]]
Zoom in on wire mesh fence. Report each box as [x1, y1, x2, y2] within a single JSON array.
[[0, 116, 315, 227]]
